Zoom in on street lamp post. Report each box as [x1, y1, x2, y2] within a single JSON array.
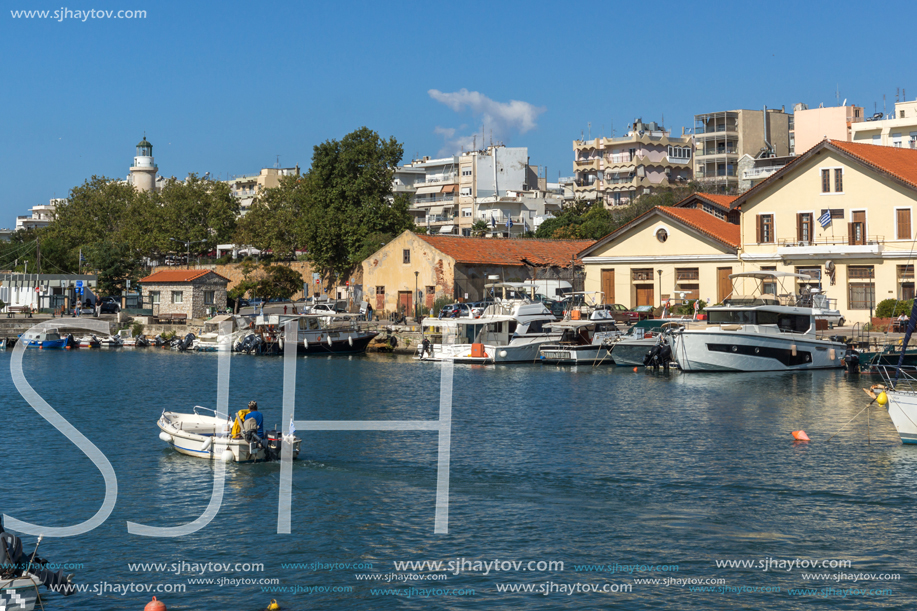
[[170, 238, 207, 267], [414, 271, 419, 322], [657, 269, 663, 308]]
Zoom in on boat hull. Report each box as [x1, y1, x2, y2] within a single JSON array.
[[610, 339, 658, 366], [675, 331, 844, 372], [424, 335, 560, 364], [0, 576, 39, 611], [21, 339, 68, 350], [883, 390, 917, 444], [539, 344, 613, 365]]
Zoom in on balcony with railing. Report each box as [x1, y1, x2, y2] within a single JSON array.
[[417, 173, 456, 185], [742, 166, 785, 181], [696, 146, 738, 157], [424, 214, 458, 225], [777, 236, 885, 247], [413, 196, 455, 205], [574, 158, 601, 171], [605, 152, 633, 164]]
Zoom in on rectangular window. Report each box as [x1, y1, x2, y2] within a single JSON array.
[[834, 168, 843, 192], [461, 168, 472, 176], [899, 265, 915, 301], [897, 209, 912, 240], [821, 169, 830, 193], [462, 208, 472, 217], [847, 265, 875, 310], [797, 213, 813, 243], [460, 187, 472, 196], [171, 291, 183, 304], [631, 268, 654, 282], [402, 249, 410, 264], [150, 291, 160, 304], [756, 214, 774, 243], [204, 290, 215, 305], [675, 268, 699, 282]]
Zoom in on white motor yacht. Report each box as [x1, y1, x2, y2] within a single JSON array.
[[194, 314, 252, 352], [673, 272, 845, 372], [419, 284, 561, 363], [539, 319, 623, 365]]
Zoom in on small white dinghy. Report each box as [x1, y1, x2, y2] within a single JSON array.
[[157, 406, 302, 463]]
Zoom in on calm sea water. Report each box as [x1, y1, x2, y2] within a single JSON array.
[[2, 349, 915, 610]]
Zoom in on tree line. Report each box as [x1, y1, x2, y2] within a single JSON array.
[[0, 127, 414, 295]]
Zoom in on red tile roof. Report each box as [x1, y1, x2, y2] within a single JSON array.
[[695, 192, 738, 208], [829, 140, 917, 189], [579, 206, 739, 258], [417, 234, 594, 267], [657, 207, 740, 248], [730, 139, 917, 209], [140, 270, 230, 283]]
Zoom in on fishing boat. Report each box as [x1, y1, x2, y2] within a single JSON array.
[[240, 314, 378, 355], [538, 320, 623, 365], [157, 406, 302, 462], [193, 315, 252, 352], [17, 330, 69, 350], [75, 334, 123, 348], [673, 272, 846, 372]]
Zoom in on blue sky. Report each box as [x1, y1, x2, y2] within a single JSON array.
[[1, 0, 913, 225]]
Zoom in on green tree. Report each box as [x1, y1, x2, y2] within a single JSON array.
[[234, 175, 307, 257], [255, 265, 304, 300], [301, 127, 414, 276], [471, 220, 490, 237], [156, 174, 239, 256], [86, 241, 142, 296]]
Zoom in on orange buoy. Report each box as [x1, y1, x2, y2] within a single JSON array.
[[633, 367, 638, 372], [792, 430, 810, 441], [144, 596, 166, 611]]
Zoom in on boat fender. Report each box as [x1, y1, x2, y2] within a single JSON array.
[[877, 391, 888, 406], [348, 336, 353, 347], [201, 436, 213, 452], [221, 450, 235, 462], [279, 337, 284, 351], [499, 350, 507, 358], [303, 337, 309, 348], [327, 335, 333, 346], [791, 344, 797, 356], [145, 596, 167, 611], [158, 432, 173, 444]]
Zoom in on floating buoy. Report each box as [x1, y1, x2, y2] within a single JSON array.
[[144, 596, 166, 611], [633, 367, 638, 372], [266, 600, 280, 611], [876, 391, 888, 406], [792, 430, 810, 441]]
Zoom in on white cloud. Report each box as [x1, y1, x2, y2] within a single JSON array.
[[433, 126, 456, 139], [428, 88, 545, 135]]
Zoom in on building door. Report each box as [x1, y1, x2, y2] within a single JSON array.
[[397, 291, 413, 317], [601, 269, 615, 304], [634, 285, 654, 307], [849, 211, 866, 245], [717, 267, 733, 304]]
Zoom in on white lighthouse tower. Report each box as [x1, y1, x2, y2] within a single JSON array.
[[129, 135, 158, 192]]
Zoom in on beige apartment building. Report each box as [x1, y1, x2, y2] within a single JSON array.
[[793, 104, 864, 153], [225, 166, 300, 212], [693, 108, 790, 191], [851, 99, 917, 149], [580, 140, 917, 324], [572, 119, 693, 207]]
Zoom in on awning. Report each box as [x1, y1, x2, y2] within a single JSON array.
[[428, 206, 444, 216], [442, 184, 458, 193], [415, 185, 443, 195], [439, 225, 455, 234]]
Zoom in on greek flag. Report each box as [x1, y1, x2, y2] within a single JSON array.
[[818, 210, 832, 228], [288, 417, 296, 437], [490, 215, 496, 229], [506, 217, 513, 231]]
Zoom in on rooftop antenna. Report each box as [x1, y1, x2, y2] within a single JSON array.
[[588, 122, 591, 139], [896, 87, 900, 103], [611, 120, 614, 138], [275, 155, 280, 168], [884, 94, 887, 117], [836, 84, 839, 106]]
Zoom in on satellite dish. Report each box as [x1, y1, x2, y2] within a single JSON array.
[[825, 260, 835, 272]]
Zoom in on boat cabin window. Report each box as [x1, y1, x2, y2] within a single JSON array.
[[756, 310, 811, 332], [527, 320, 545, 334], [708, 310, 757, 325], [298, 317, 321, 330]]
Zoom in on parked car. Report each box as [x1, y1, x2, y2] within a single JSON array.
[[309, 303, 337, 315], [98, 297, 120, 314], [470, 300, 494, 317], [438, 303, 473, 319], [603, 303, 647, 324]]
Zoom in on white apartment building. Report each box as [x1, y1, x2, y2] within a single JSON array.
[[15, 198, 64, 231], [850, 99, 917, 149]]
